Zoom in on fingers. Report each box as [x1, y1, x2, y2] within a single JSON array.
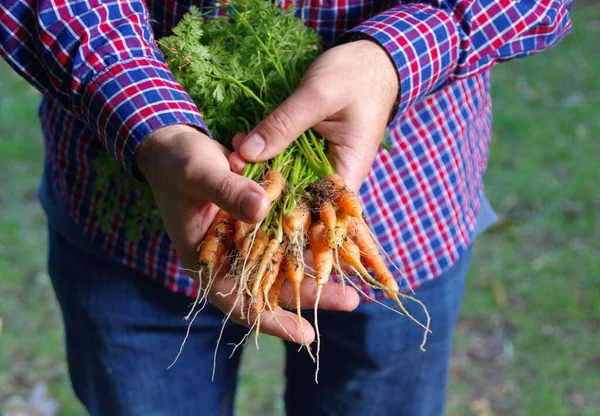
[[253, 280, 360, 344], [208, 273, 315, 344], [204, 171, 269, 224], [231, 132, 246, 151], [278, 279, 360, 312], [139, 128, 271, 224], [227, 133, 249, 175], [207, 267, 359, 345], [227, 152, 246, 175], [251, 308, 316, 344], [239, 83, 328, 161], [187, 158, 270, 224]]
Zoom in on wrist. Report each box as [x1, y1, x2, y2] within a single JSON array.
[[358, 40, 399, 112], [343, 37, 400, 119], [134, 124, 201, 183]]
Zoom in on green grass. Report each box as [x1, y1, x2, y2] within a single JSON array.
[[0, 65, 86, 414], [446, 4, 600, 414], [1, 4, 599, 415]]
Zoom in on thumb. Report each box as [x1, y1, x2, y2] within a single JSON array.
[[239, 84, 327, 161], [191, 162, 271, 223]]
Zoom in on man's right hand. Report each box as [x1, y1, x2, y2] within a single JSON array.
[[134, 125, 359, 345]]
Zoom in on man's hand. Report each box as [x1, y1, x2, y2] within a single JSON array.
[[135, 125, 359, 344], [234, 39, 399, 192]]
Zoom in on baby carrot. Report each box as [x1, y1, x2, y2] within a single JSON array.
[[308, 220, 333, 381], [262, 170, 287, 203], [319, 201, 336, 247], [199, 210, 235, 273], [262, 241, 287, 311], [323, 174, 362, 218]]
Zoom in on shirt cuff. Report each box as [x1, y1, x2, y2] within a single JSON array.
[[346, 4, 461, 117], [81, 57, 208, 174]]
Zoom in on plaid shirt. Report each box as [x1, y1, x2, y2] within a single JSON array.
[[1, 0, 572, 299]]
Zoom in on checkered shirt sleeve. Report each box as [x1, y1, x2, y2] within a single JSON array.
[[0, 0, 208, 174], [346, 0, 573, 117]]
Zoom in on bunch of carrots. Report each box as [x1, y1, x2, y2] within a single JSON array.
[[197, 168, 430, 354], [151, 0, 431, 370]]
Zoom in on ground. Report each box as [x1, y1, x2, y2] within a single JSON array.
[[0, 4, 598, 415]]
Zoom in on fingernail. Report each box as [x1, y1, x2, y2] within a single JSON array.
[[241, 191, 264, 221], [240, 133, 265, 159]]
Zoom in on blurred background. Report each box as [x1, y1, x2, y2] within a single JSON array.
[[1, 3, 598, 415]]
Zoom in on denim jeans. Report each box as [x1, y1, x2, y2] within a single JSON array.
[[42, 171, 496, 416], [47, 223, 470, 416]]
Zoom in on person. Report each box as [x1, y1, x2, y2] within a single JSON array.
[[1, 0, 573, 415]]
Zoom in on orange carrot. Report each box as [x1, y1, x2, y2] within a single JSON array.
[[251, 238, 280, 298], [267, 267, 287, 312], [235, 168, 284, 266], [247, 229, 269, 260], [236, 228, 269, 299], [252, 284, 265, 316], [283, 202, 313, 359], [338, 239, 371, 279], [234, 220, 254, 250], [187, 210, 234, 322], [262, 170, 287, 203], [286, 249, 304, 309], [319, 201, 336, 247], [234, 170, 284, 252], [286, 247, 314, 358], [324, 174, 362, 218], [199, 210, 235, 273], [347, 217, 431, 348], [308, 221, 334, 381], [238, 171, 284, 320], [347, 217, 396, 296], [243, 229, 269, 273], [309, 222, 333, 288], [262, 241, 287, 311], [283, 203, 311, 305], [282, 202, 311, 236], [333, 212, 350, 248]]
